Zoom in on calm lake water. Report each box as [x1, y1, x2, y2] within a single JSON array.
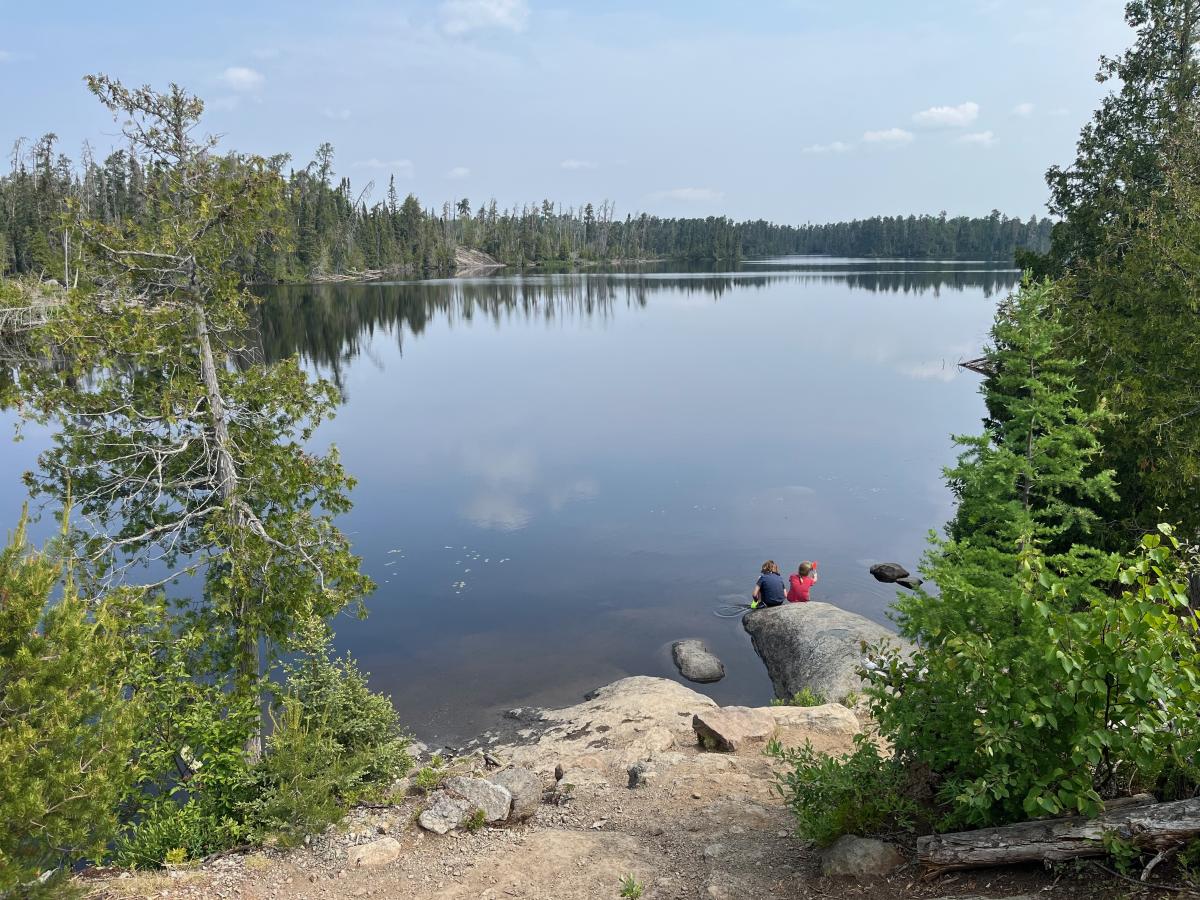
[[0, 259, 1017, 744]]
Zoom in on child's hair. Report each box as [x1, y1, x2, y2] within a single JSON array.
[[761, 560, 780, 575], [797, 561, 813, 576]]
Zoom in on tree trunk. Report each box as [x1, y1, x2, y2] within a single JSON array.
[[194, 303, 262, 762], [918, 797, 1200, 873]]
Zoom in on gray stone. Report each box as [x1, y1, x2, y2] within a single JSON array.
[[869, 563, 909, 583], [896, 576, 924, 590], [743, 601, 912, 703], [692, 706, 776, 752], [417, 793, 473, 834], [820, 835, 906, 877], [346, 836, 402, 867], [488, 767, 542, 821], [443, 776, 512, 823], [671, 639, 726, 683], [627, 761, 657, 789]]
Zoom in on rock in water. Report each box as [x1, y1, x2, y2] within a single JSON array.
[[417, 793, 473, 834], [347, 836, 402, 867], [692, 707, 776, 752], [742, 601, 912, 702], [488, 767, 542, 821], [895, 575, 924, 590], [671, 639, 726, 683], [869, 562, 909, 583], [820, 835, 906, 876], [443, 776, 512, 823]]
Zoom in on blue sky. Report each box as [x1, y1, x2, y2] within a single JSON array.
[[0, 0, 1131, 222]]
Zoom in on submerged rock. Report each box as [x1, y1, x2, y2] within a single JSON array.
[[869, 562, 910, 583], [742, 601, 911, 702], [820, 835, 906, 877], [692, 706, 776, 752], [671, 639, 726, 683], [895, 575, 924, 590]]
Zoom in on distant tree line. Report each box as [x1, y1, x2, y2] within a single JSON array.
[[0, 136, 1050, 283]]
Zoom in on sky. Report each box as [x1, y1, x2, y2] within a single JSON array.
[[0, 0, 1133, 223]]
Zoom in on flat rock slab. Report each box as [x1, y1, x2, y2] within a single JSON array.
[[767, 703, 861, 735], [443, 775, 512, 823], [672, 638, 726, 683], [692, 706, 777, 752], [743, 601, 912, 702], [347, 836, 402, 867], [821, 835, 906, 877]]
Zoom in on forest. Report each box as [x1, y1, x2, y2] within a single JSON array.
[[0, 136, 1051, 282]]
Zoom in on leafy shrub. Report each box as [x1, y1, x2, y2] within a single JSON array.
[[770, 687, 826, 707], [113, 797, 239, 868], [414, 760, 448, 794], [0, 520, 139, 891], [618, 874, 644, 898], [767, 735, 919, 846], [280, 627, 413, 802]]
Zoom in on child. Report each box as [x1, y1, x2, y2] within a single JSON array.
[[751, 560, 787, 608], [787, 560, 818, 603]]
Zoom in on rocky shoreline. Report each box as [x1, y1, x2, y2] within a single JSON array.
[[85, 603, 1130, 899]]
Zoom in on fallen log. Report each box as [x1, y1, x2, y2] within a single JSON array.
[[918, 796, 1200, 873]]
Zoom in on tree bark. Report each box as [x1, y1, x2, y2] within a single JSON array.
[[194, 303, 262, 762], [918, 797, 1200, 873]]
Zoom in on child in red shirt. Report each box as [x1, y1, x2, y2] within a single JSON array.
[[787, 561, 818, 602]]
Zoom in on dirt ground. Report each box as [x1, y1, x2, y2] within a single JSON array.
[[80, 678, 1198, 900]]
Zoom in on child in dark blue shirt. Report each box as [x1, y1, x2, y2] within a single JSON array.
[[752, 560, 787, 608]]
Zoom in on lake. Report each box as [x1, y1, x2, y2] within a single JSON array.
[[0, 258, 1017, 745]]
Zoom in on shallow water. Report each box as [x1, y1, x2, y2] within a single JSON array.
[[0, 259, 1016, 744]]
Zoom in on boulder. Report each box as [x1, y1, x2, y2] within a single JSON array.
[[896, 576, 924, 590], [671, 639, 726, 683], [443, 776, 512, 823], [347, 836, 402, 867], [417, 793, 473, 834], [692, 706, 777, 752], [869, 563, 909, 583], [489, 767, 542, 821], [820, 835, 906, 877], [627, 761, 657, 789], [766, 703, 861, 735], [742, 602, 911, 702]]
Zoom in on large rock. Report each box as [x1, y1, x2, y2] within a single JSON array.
[[692, 706, 776, 752], [347, 836, 402, 867], [766, 703, 861, 735], [743, 602, 911, 702], [671, 639, 725, 683], [444, 776, 512, 823], [896, 575, 924, 590], [869, 563, 909, 583], [820, 835, 906, 877], [489, 767, 542, 821], [418, 793, 474, 834]]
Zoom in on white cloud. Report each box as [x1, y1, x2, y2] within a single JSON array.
[[560, 158, 596, 170], [322, 107, 352, 121], [802, 141, 853, 154], [220, 66, 264, 92], [957, 130, 996, 147], [650, 187, 724, 202], [912, 101, 979, 128], [1012, 101, 1035, 117], [353, 158, 415, 176], [447, 166, 471, 178], [441, 0, 530, 35], [862, 128, 914, 145]]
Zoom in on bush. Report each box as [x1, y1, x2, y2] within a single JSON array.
[[112, 797, 239, 868], [767, 735, 919, 846], [0, 519, 139, 891], [770, 687, 826, 707]]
